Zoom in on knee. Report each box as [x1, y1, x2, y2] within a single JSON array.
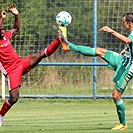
[[33, 50, 46, 59], [8, 96, 19, 105], [95, 47, 106, 57], [96, 47, 101, 51], [40, 49, 47, 58], [112, 89, 123, 102], [112, 92, 121, 102], [112, 93, 118, 101]]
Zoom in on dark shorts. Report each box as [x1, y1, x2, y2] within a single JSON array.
[[7, 55, 31, 90]]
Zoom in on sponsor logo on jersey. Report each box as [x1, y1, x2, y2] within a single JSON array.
[[0, 40, 10, 47]]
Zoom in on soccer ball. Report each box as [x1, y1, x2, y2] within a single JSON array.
[[56, 11, 72, 27]]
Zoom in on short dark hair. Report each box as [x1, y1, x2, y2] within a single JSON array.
[[122, 13, 133, 23]]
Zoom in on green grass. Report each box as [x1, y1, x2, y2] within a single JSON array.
[[0, 99, 133, 133]]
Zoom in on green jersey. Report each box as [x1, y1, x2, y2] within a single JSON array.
[[122, 31, 133, 70], [103, 31, 133, 92]]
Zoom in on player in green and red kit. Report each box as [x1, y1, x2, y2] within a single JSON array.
[[0, 4, 61, 126], [59, 13, 133, 130]]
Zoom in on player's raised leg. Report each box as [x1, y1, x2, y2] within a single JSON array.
[[58, 34, 107, 57], [30, 38, 60, 69]]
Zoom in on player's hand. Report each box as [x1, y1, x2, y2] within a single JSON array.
[[8, 4, 19, 15], [120, 49, 125, 55], [100, 26, 113, 33], [0, 10, 7, 19]]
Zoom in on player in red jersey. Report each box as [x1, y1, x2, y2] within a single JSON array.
[[0, 4, 61, 126]]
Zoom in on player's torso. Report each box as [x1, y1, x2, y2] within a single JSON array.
[[122, 42, 133, 70], [122, 31, 133, 68], [0, 31, 21, 72]]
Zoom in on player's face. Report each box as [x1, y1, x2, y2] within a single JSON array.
[[122, 16, 130, 32], [0, 26, 4, 39]]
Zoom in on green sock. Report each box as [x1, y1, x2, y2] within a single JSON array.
[[115, 99, 126, 125], [68, 43, 96, 56]]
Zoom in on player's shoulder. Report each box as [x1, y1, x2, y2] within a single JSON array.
[[4, 30, 12, 38], [4, 30, 12, 34], [129, 31, 133, 36]]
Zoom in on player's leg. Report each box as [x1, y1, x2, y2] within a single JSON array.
[[58, 33, 123, 65], [111, 67, 132, 130], [111, 89, 127, 130], [69, 43, 107, 57], [111, 89, 128, 130], [58, 34, 107, 57], [30, 38, 60, 68], [0, 65, 23, 126], [64, 45, 122, 70], [0, 87, 19, 126]]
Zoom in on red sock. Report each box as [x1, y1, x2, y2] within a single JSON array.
[[0, 100, 12, 116], [44, 38, 60, 56]]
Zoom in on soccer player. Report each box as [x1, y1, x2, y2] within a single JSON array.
[[58, 13, 133, 130], [0, 4, 61, 126]]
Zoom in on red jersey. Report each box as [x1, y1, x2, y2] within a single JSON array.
[[0, 30, 22, 74]]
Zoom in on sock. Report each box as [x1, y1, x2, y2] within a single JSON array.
[[115, 99, 126, 125], [68, 43, 96, 56], [44, 38, 60, 56], [0, 100, 12, 116]]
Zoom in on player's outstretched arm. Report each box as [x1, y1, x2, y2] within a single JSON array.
[[100, 26, 131, 44], [8, 4, 20, 37]]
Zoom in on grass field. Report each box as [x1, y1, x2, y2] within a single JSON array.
[[0, 98, 133, 133]]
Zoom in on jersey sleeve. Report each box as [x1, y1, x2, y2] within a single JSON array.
[[4, 30, 12, 39]]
